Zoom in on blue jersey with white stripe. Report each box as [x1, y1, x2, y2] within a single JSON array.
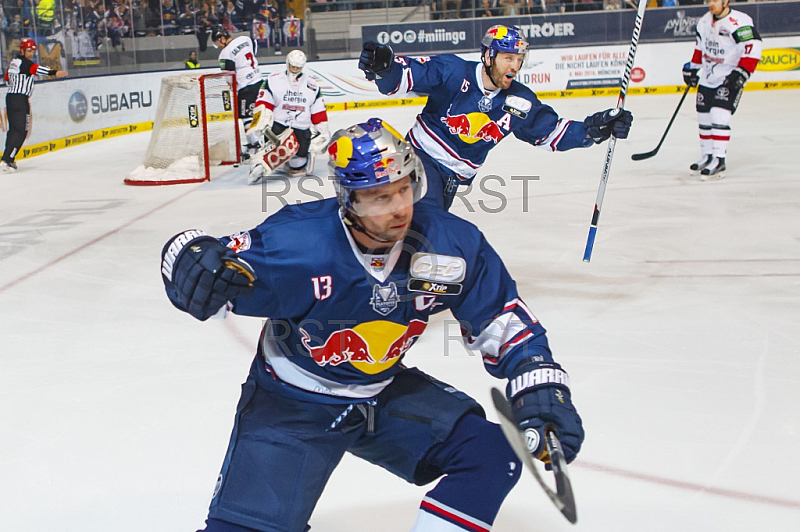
[[210, 199, 554, 403], [375, 54, 592, 180]]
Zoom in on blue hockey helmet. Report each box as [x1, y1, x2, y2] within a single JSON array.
[[481, 25, 529, 60], [328, 118, 427, 216]]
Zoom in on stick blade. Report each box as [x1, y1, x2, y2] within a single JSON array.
[[631, 151, 657, 161], [491, 388, 578, 524]]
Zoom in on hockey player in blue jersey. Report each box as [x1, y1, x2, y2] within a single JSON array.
[[161, 118, 584, 532], [358, 25, 634, 210]]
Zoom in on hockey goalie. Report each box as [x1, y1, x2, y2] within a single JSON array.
[[246, 50, 331, 184]]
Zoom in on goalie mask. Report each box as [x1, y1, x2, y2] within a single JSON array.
[[328, 118, 427, 217], [286, 50, 307, 80]]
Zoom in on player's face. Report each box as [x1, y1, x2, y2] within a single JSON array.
[[288, 65, 302, 75], [491, 52, 524, 90], [352, 176, 414, 243], [23, 48, 35, 60], [708, 0, 729, 16]]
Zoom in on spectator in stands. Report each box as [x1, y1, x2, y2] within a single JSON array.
[[194, 1, 217, 51], [221, 0, 243, 31], [179, 3, 197, 34], [282, 6, 301, 47], [185, 49, 200, 68], [479, 0, 501, 16], [162, 0, 179, 35]]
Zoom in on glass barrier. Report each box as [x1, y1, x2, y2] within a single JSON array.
[[0, 0, 792, 77]]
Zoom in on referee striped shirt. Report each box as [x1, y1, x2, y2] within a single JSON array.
[[4, 57, 57, 97]]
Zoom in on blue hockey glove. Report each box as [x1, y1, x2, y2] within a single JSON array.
[[358, 41, 394, 81], [161, 230, 256, 321], [682, 62, 700, 88], [507, 361, 584, 465], [723, 67, 750, 92], [584, 108, 633, 143]]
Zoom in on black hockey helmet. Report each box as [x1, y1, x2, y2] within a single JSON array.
[[210, 26, 230, 47]]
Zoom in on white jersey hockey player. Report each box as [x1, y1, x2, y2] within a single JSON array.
[[682, 0, 762, 180], [212, 26, 263, 134], [248, 50, 331, 183]]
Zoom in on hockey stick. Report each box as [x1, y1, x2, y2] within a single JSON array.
[[631, 85, 691, 161], [491, 388, 578, 524], [583, 0, 648, 262]]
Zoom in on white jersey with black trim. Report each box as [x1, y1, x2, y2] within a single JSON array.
[[255, 71, 328, 130], [218, 35, 261, 90], [692, 9, 762, 88]]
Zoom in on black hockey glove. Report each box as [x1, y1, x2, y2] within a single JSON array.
[[584, 108, 633, 143], [161, 230, 256, 321], [358, 41, 394, 81], [682, 62, 700, 88], [723, 67, 750, 92], [507, 361, 584, 466]]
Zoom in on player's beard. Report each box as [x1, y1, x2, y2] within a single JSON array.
[[491, 63, 516, 90], [353, 210, 412, 246]]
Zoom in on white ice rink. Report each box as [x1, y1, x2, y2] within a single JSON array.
[[1, 89, 799, 532]]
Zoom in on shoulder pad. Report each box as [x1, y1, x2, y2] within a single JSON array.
[[306, 77, 318, 90]]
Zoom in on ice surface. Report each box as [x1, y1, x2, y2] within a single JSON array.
[[1, 89, 798, 531]]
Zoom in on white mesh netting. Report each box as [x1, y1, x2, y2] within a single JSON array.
[[125, 73, 238, 185]]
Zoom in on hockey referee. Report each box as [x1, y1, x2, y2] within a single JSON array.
[[2, 39, 67, 173]]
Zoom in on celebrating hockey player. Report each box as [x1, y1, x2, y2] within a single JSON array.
[[682, 0, 762, 180], [211, 26, 263, 148], [161, 118, 584, 532], [2, 39, 67, 173], [358, 25, 633, 211], [247, 49, 331, 183]]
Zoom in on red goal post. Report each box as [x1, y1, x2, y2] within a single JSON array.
[[125, 72, 241, 186]]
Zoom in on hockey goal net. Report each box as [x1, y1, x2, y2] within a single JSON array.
[[125, 72, 241, 186]]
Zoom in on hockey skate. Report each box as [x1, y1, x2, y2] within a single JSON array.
[[0, 160, 17, 173], [700, 157, 726, 181], [689, 154, 714, 174]]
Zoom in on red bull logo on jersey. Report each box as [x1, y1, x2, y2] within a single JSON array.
[[441, 113, 506, 144], [300, 319, 428, 374]]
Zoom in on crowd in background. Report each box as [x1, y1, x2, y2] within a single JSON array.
[[0, 0, 784, 58], [0, 0, 301, 53]]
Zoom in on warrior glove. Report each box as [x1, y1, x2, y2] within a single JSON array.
[[358, 41, 394, 81], [584, 108, 633, 143], [723, 67, 750, 92], [682, 62, 700, 88], [507, 361, 584, 466], [161, 230, 256, 321]]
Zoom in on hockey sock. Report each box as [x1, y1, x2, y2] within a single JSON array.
[[697, 111, 713, 156], [410, 414, 520, 531], [710, 107, 732, 159]]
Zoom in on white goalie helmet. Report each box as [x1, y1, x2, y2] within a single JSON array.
[[286, 50, 307, 76]]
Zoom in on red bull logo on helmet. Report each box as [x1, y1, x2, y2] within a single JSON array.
[[300, 319, 428, 374], [373, 157, 400, 179], [441, 113, 506, 144], [329, 136, 354, 168]]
